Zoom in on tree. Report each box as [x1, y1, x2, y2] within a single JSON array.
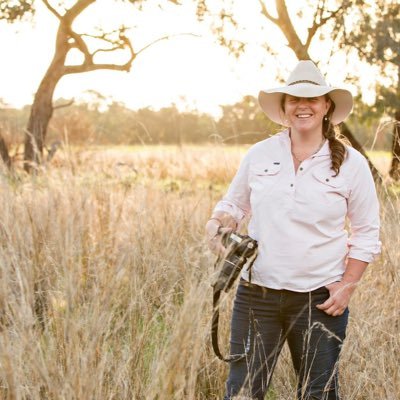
[[0, 0, 179, 171], [341, 0, 400, 179], [217, 95, 275, 144], [197, 0, 381, 180]]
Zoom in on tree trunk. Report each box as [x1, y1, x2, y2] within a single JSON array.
[[389, 109, 400, 181], [269, 1, 380, 181], [340, 123, 382, 182], [0, 131, 12, 170], [24, 78, 58, 170], [23, 25, 68, 172]]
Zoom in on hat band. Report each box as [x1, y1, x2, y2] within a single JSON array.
[[288, 80, 320, 86]]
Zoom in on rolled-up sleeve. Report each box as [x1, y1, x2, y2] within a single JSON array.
[[213, 152, 251, 223], [347, 156, 381, 262]]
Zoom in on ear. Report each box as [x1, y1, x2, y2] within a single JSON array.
[[325, 97, 332, 114]]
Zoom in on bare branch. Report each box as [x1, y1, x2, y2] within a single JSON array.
[[136, 33, 201, 56], [76, 27, 132, 61], [275, 0, 310, 59], [92, 45, 125, 57], [53, 98, 74, 110], [64, 28, 140, 76], [42, 0, 62, 19], [258, 0, 279, 24], [64, 0, 96, 24], [81, 28, 128, 42], [305, 2, 344, 51], [64, 61, 133, 74], [68, 31, 92, 62]]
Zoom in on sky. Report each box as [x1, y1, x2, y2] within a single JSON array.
[[0, 0, 379, 117]]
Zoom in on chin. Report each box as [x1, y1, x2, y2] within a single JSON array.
[[292, 121, 322, 133]]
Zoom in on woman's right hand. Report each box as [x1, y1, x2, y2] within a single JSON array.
[[205, 216, 237, 256]]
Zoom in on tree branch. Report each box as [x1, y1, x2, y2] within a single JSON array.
[[135, 33, 200, 56], [81, 28, 126, 42], [64, 0, 96, 24], [68, 31, 92, 62], [53, 98, 74, 110], [305, 2, 344, 51], [92, 45, 125, 57], [64, 61, 133, 74], [42, 0, 63, 20], [275, 0, 310, 59], [258, 0, 279, 24]]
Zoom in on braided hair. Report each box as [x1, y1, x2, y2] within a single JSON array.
[[322, 95, 349, 176]]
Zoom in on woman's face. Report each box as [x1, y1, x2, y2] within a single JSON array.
[[283, 95, 331, 134]]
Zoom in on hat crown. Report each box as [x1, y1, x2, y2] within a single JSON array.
[[285, 60, 327, 86]]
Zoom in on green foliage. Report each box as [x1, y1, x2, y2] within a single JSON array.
[[44, 96, 278, 145], [346, 94, 394, 150], [0, 94, 390, 149], [46, 100, 216, 145], [216, 95, 278, 144], [0, 0, 35, 22], [345, 0, 400, 114]]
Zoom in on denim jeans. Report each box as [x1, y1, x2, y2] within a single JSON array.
[[224, 280, 349, 400]]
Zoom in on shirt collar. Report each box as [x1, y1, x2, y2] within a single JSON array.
[[279, 129, 330, 157]]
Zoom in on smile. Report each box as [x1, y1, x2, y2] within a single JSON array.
[[296, 114, 313, 118]]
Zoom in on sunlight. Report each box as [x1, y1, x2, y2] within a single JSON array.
[[0, 0, 380, 116]]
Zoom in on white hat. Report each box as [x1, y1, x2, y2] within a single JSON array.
[[258, 60, 353, 125]]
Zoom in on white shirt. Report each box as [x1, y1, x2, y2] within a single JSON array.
[[213, 130, 381, 292]]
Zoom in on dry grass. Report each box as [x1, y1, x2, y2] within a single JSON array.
[[0, 145, 398, 400]]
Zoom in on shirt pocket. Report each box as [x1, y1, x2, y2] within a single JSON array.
[[249, 162, 282, 201], [310, 170, 349, 205]]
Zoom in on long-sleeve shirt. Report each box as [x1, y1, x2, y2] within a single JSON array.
[[213, 130, 381, 292]]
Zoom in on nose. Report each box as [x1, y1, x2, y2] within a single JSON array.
[[298, 98, 310, 106]]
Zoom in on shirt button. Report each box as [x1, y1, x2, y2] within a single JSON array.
[[299, 167, 303, 171], [290, 183, 294, 187], [264, 169, 268, 172], [325, 178, 329, 182]]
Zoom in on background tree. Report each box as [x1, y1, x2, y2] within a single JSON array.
[[0, 0, 180, 171], [217, 95, 275, 144], [341, 0, 400, 179], [197, 0, 383, 180]]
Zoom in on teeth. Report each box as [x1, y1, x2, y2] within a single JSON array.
[[297, 114, 312, 118]]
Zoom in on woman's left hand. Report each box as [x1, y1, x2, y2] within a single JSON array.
[[316, 281, 354, 316]]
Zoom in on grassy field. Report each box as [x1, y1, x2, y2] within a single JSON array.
[[0, 145, 398, 399]]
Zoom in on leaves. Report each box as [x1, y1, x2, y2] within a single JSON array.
[[0, 0, 35, 22]]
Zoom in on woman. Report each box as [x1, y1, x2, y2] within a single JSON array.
[[205, 61, 381, 400]]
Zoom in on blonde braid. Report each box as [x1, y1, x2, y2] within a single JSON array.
[[323, 96, 350, 176]]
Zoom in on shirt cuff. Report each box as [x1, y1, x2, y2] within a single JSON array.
[[347, 241, 382, 263], [213, 200, 246, 223]]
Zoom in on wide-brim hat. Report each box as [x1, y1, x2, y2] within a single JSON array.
[[258, 60, 353, 125]]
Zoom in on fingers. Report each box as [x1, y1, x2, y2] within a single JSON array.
[[208, 228, 232, 256], [316, 297, 334, 311], [316, 286, 348, 316], [205, 217, 235, 255], [218, 226, 233, 235], [320, 304, 346, 316], [208, 235, 226, 256]]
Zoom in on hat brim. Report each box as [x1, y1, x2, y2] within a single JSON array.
[[258, 84, 353, 125]]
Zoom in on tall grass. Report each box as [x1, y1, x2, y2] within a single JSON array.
[[0, 145, 398, 399]]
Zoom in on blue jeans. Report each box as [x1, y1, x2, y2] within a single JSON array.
[[224, 280, 349, 400]]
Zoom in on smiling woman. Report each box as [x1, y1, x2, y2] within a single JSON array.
[[205, 60, 381, 400], [283, 95, 330, 141]]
